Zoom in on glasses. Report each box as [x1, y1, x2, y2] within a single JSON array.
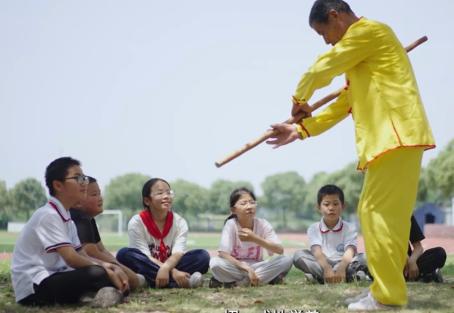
[[235, 200, 257, 207], [150, 190, 175, 198], [64, 175, 89, 185]]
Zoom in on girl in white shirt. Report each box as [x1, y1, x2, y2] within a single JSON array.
[[116, 178, 210, 288], [209, 187, 293, 287]]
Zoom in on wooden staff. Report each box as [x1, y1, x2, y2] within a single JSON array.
[[215, 36, 428, 168]]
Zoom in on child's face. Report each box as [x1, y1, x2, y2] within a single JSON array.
[[318, 194, 344, 225], [80, 182, 103, 217], [232, 193, 257, 221], [145, 180, 173, 212], [55, 165, 88, 207]]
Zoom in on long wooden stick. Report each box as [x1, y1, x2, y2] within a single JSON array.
[[215, 36, 428, 168]]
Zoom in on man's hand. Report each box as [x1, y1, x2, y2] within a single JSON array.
[[291, 98, 312, 118], [266, 123, 301, 149], [171, 269, 190, 288]]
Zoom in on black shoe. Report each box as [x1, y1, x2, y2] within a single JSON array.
[[208, 277, 236, 288], [269, 273, 285, 285]]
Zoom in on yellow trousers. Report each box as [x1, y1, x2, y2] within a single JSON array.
[[358, 147, 423, 306]]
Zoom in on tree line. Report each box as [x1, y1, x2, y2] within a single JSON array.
[[1, 139, 453, 231]]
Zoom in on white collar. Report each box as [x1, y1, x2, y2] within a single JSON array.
[[48, 196, 71, 222], [319, 217, 343, 233]]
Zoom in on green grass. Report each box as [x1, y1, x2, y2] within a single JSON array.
[[1, 231, 454, 312], [1, 263, 453, 313], [0, 231, 306, 252]]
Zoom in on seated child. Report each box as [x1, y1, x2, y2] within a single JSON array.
[[293, 184, 366, 284], [11, 157, 127, 307], [209, 187, 293, 287], [405, 215, 446, 282], [70, 176, 146, 290], [116, 178, 210, 288]]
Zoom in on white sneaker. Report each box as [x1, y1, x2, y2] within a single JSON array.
[[136, 273, 147, 288], [91, 287, 123, 308], [188, 272, 203, 288], [345, 288, 369, 305], [348, 293, 393, 311]]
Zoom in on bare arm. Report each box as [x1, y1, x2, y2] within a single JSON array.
[[334, 245, 356, 281], [405, 241, 424, 280], [311, 245, 337, 283]]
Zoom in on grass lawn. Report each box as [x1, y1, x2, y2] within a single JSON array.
[[1, 230, 453, 313]]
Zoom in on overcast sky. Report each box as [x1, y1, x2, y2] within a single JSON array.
[[1, 0, 453, 195]]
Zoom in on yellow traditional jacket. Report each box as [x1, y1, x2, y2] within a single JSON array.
[[294, 18, 435, 170]]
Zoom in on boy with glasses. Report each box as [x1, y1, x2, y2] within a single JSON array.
[[11, 157, 127, 307]]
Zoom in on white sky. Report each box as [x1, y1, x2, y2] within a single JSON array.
[[1, 1, 453, 194]]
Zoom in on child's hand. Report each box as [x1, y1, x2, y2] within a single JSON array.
[[238, 228, 257, 242], [323, 267, 341, 284], [102, 262, 130, 293], [333, 269, 346, 283], [156, 265, 171, 288], [171, 269, 190, 288], [404, 258, 420, 280], [247, 267, 260, 286]]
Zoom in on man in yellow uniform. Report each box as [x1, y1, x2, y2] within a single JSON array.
[[266, 0, 435, 311]]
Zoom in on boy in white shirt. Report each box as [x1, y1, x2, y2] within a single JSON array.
[[11, 157, 127, 307], [293, 184, 366, 284]]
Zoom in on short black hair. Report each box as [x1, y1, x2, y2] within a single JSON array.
[[317, 184, 345, 205], [142, 178, 171, 209], [45, 157, 81, 196], [309, 0, 353, 25], [87, 176, 97, 184]]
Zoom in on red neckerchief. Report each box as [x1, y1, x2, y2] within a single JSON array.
[[139, 210, 173, 262]]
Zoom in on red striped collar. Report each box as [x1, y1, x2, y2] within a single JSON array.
[[48, 198, 71, 222], [319, 218, 343, 233]]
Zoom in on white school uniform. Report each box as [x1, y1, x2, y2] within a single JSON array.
[[210, 217, 292, 284], [11, 197, 81, 302], [127, 211, 188, 259]]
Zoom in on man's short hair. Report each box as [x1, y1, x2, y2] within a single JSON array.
[[309, 0, 353, 25], [45, 157, 81, 196]]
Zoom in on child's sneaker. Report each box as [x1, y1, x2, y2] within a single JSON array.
[[189, 272, 203, 288], [433, 268, 443, 283], [91, 287, 123, 308], [136, 273, 147, 288], [348, 292, 393, 311]]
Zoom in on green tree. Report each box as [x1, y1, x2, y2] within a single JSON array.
[[326, 162, 364, 215], [425, 139, 454, 205], [207, 179, 254, 215], [301, 171, 330, 220], [10, 178, 47, 221], [0, 180, 11, 228], [171, 179, 210, 217], [260, 171, 306, 230], [103, 173, 151, 224]]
